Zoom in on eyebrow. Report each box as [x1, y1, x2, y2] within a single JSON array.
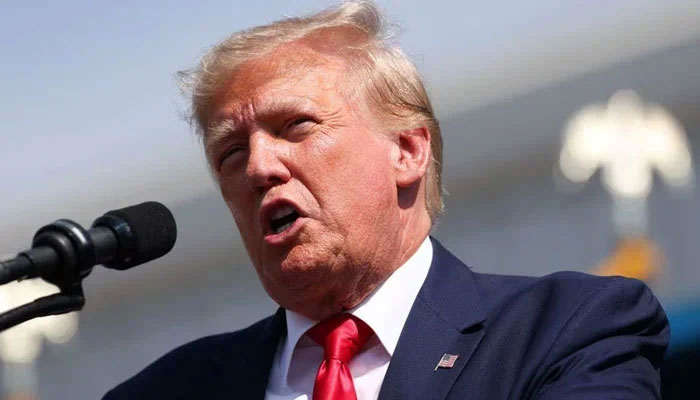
[[205, 119, 239, 159], [205, 96, 320, 155], [257, 95, 319, 118]]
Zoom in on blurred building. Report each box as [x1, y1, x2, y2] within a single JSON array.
[[1, 1, 699, 398]]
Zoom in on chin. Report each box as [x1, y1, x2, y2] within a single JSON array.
[[262, 273, 341, 318], [262, 250, 344, 300], [258, 248, 324, 287], [286, 290, 347, 320], [277, 239, 332, 271]]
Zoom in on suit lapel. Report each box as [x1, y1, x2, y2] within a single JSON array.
[[379, 238, 486, 400]]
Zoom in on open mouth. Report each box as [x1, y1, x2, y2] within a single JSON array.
[[269, 205, 300, 235]]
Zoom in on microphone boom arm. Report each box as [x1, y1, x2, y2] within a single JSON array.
[[0, 285, 85, 332]]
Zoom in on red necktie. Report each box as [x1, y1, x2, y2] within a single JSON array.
[[306, 313, 374, 400]]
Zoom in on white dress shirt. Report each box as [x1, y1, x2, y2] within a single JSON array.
[[265, 236, 433, 400]]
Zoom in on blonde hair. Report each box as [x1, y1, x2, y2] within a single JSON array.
[[179, 0, 444, 220]]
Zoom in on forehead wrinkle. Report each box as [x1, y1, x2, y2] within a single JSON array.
[[226, 42, 345, 101]]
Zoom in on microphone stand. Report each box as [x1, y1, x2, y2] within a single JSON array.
[[1, 201, 176, 333], [0, 286, 84, 332], [0, 219, 96, 332]]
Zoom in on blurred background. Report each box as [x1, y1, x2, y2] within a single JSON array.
[[1, 0, 699, 398]]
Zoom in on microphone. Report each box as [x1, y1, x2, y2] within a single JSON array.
[[0, 201, 177, 289]]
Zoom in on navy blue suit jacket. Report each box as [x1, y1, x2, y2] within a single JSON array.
[[105, 239, 669, 399]]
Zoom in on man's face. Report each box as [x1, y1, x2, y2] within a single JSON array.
[[206, 44, 403, 318]]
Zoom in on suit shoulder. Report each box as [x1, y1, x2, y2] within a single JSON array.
[[475, 269, 639, 298], [103, 315, 276, 399], [531, 271, 654, 306], [472, 269, 657, 321]]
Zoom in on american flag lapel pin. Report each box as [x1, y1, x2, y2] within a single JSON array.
[[434, 353, 459, 371]]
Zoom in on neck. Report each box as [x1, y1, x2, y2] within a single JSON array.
[[394, 208, 432, 270], [293, 206, 433, 321], [329, 208, 432, 318]]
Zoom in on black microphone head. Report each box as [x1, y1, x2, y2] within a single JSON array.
[[92, 201, 177, 270]]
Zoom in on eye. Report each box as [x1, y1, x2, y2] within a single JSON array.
[[284, 116, 314, 132], [291, 117, 312, 125], [218, 145, 245, 170], [280, 116, 315, 141]]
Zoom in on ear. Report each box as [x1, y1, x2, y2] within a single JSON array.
[[393, 126, 431, 188]]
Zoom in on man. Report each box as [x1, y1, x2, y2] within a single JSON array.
[[105, 1, 669, 399]]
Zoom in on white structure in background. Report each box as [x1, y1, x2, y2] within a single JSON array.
[[558, 90, 694, 234], [0, 280, 78, 363]]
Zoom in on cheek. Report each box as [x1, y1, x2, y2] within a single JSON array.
[[220, 177, 256, 229], [223, 190, 262, 263], [345, 136, 394, 186], [313, 134, 394, 212], [309, 130, 392, 178]]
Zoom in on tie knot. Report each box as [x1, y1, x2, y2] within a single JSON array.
[[306, 313, 373, 364]]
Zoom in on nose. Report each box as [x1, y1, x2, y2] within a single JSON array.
[[245, 131, 291, 190]]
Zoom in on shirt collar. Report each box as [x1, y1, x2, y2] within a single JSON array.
[[279, 236, 433, 374], [350, 236, 433, 355]]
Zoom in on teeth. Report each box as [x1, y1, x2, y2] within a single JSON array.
[[274, 222, 293, 234], [271, 205, 295, 220]]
